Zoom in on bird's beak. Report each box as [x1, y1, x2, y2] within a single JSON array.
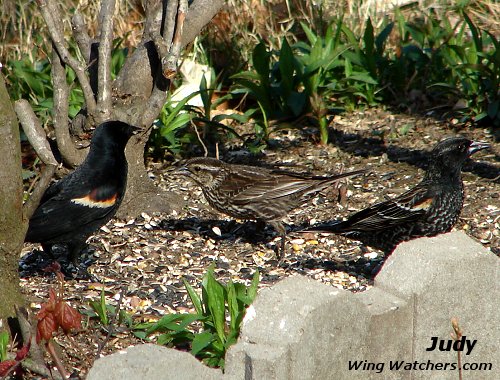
[[170, 162, 190, 176], [468, 141, 490, 156]]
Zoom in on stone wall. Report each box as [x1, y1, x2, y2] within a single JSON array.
[[88, 231, 499, 380]]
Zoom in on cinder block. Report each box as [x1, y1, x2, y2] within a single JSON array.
[[87, 344, 222, 380], [225, 276, 371, 379], [375, 231, 499, 379]]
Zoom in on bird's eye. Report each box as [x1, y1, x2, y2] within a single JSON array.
[[193, 165, 201, 172]]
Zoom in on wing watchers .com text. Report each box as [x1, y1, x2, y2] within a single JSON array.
[[348, 359, 493, 374]]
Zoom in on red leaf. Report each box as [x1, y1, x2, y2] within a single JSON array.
[[37, 289, 58, 321], [36, 313, 57, 343], [0, 360, 17, 376], [54, 301, 82, 333], [15, 338, 31, 361], [42, 261, 62, 274]]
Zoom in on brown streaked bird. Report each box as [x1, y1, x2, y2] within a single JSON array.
[[301, 137, 490, 253], [174, 157, 365, 258]]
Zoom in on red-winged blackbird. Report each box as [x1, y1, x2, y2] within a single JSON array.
[[25, 120, 138, 265], [175, 157, 365, 258], [301, 137, 490, 253]]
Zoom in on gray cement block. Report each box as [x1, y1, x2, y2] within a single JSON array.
[[225, 275, 371, 379], [86, 344, 222, 380], [356, 288, 413, 379], [375, 231, 499, 379]]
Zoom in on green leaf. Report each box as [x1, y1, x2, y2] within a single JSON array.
[[184, 279, 203, 315], [248, 270, 260, 303], [462, 12, 482, 52], [252, 41, 271, 84], [226, 280, 239, 331], [0, 331, 8, 361], [204, 270, 227, 344], [89, 288, 109, 325], [191, 331, 216, 355], [300, 22, 317, 45], [347, 72, 378, 85], [363, 18, 375, 74], [199, 74, 211, 119], [376, 22, 394, 53], [279, 38, 295, 99]]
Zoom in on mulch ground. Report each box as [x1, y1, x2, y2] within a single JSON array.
[[19, 108, 499, 377]]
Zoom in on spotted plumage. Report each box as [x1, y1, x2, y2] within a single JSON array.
[[302, 137, 490, 253], [175, 157, 364, 258], [25, 120, 138, 264]]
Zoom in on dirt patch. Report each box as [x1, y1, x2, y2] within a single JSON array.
[[20, 109, 499, 377]]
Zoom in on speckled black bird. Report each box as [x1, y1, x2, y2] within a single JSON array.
[[301, 137, 490, 253], [175, 157, 364, 258], [25, 120, 138, 264]]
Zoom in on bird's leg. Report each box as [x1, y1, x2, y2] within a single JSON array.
[[269, 221, 287, 260], [41, 243, 55, 259], [67, 240, 86, 266], [63, 240, 96, 280]]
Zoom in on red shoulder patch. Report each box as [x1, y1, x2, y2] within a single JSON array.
[[411, 198, 433, 211], [71, 191, 118, 208]]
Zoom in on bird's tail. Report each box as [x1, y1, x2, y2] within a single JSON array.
[[295, 219, 351, 234], [315, 169, 366, 182]]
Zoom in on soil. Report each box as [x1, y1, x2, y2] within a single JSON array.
[[19, 108, 499, 378]]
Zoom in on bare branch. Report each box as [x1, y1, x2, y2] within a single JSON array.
[[162, 0, 178, 45], [15, 100, 58, 219], [37, 0, 97, 116], [71, 12, 91, 64], [52, 48, 87, 167], [114, 0, 224, 100], [161, 0, 188, 79], [96, 0, 116, 122], [15, 100, 58, 166], [180, 0, 225, 48]]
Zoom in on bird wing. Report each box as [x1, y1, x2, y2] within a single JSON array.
[[26, 179, 122, 243], [339, 184, 433, 231], [222, 173, 319, 203], [222, 169, 362, 203]]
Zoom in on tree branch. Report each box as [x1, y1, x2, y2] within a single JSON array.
[[52, 47, 87, 167], [161, 0, 187, 79], [14, 100, 58, 220], [114, 0, 224, 103], [37, 0, 97, 117], [180, 0, 224, 48], [71, 12, 91, 64], [96, 0, 116, 122]]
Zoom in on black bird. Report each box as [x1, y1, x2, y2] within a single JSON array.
[[174, 157, 364, 258], [301, 137, 490, 253], [25, 120, 138, 266]]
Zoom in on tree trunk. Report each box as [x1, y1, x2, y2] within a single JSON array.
[[117, 130, 184, 218], [0, 73, 25, 319]]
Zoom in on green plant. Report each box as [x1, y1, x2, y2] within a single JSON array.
[[294, 20, 348, 143], [435, 12, 500, 125], [82, 288, 132, 329], [0, 332, 8, 362], [134, 267, 259, 368], [149, 74, 250, 157], [231, 39, 307, 139]]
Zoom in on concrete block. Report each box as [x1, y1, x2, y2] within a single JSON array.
[[86, 344, 222, 380], [225, 276, 371, 379], [375, 231, 499, 379]]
